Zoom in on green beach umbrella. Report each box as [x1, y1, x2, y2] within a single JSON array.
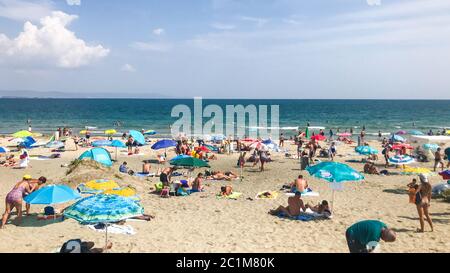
[[307, 162, 364, 211], [170, 157, 210, 168]]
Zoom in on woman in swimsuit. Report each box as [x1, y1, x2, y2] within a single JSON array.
[[1, 176, 33, 228], [415, 174, 434, 233]]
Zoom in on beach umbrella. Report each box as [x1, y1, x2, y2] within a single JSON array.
[[388, 155, 415, 165], [129, 130, 145, 145], [105, 129, 117, 136], [197, 146, 211, 153], [170, 157, 210, 168], [391, 135, 405, 143], [423, 143, 439, 152], [85, 179, 120, 192], [392, 144, 413, 150], [337, 133, 352, 137], [311, 135, 326, 141], [355, 146, 378, 155], [12, 130, 32, 138], [110, 140, 126, 160], [151, 139, 177, 150], [143, 130, 157, 136], [92, 140, 113, 147], [439, 170, 450, 180], [170, 154, 192, 161], [20, 136, 36, 148], [262, 139, 273, 145], [306, 162, 364, 212], [24, 185, 81, 205], [432, 182, 450, 197], [396, 130, 407, 135], [45, 141, 65, 149], [409, 130, 424, 136], [0, 147, 9, 153], [203, 144, 219, 152], [249, 141, 269, 151], [63, 194, 144, 249]]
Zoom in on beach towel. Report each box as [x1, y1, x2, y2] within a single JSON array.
[[135, 172, 155, 178], [255, 191, 279, 200], [277, 208, 332, 221], [87, 224, 136, 235], [216, 192, 243, 200], [77, 184, 104, 194], [285, 191, 320, 198]]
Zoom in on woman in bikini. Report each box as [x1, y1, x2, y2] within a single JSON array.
[[1, 176, 33, 228], [415, 174, 434, 233]]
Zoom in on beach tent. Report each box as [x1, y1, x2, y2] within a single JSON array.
[[78, 148, 113, 167]]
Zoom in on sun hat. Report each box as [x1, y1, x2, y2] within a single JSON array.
[[419, 173, 429, 183]]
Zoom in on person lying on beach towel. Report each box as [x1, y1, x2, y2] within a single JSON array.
[[255, 191, 278, 199], [364, 162, 380, 175], [306, 200, 331, 217], [269, 191, 306, 218], [206, 170, 239, 181], [0, 155, 16, 167], [216, 185, 242, 199]]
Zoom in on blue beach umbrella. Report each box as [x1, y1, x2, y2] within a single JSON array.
[[143, 130, 157, 136], [151, 139, 177, 150], [24, 185, 81, 205], [0, 147, 9, 153], [109, 140, 126, 160], [129, 130, 145, 145], [307, 162, 364, 211], [355, 146, 379, 155], [409, 130, 424, 136], [391, 134, 405, 143], [170, 154, 191, 161], [92, 140, 113, 147], [422, 143, 439, 151], [64, 194, 144, 248], [388, 155, 415, 165]]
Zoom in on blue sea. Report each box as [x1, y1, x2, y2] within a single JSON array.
[[0, 99, 449, 138]]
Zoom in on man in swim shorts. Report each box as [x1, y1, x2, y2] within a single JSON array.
[[269, 191, 306, 217]]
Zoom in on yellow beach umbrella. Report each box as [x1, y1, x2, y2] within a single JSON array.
[[12, 130, 32, 138], [447, 130, 450, 135], [103, 187, 136, 198], [105, 129, 117, 135], [85, 179, 119, 191]]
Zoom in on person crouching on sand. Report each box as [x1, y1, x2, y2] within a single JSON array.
[[345, 220, 396, 253], [269, 191, 306, 218]]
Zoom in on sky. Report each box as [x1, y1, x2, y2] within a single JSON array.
[[1, 0, 450, 99]]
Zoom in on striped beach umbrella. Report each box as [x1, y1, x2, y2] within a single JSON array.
[[388, 155, 415, 165], [64, 194, 144, 249]]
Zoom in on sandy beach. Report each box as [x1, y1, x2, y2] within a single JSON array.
[[0, 136, 449, 253]]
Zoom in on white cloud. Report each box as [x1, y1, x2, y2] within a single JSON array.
[[66, 0, 81, 6], [211, 23, 236, 30], [0, 0, 53, 21], [121, 64, 136, 72], [131, 41, 172, 52], [367, 0, 381, 6], [153, 28, 165, 35], [239, 16, 268, 27], [0, 11, 109, 68]]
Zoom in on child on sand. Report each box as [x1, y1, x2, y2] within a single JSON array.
[[407, 178, 419, 204]]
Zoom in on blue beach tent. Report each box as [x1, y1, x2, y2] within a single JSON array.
[[78, 148, 113, 167]]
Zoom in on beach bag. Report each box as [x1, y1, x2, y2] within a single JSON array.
[[44, 206, 55, 216]]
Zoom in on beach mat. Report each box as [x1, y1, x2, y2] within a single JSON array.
[[277, 209, 332, 221]]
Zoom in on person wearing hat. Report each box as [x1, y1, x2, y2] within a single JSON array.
[[1, 175, 34, 228], [414, 174, 434, 233]]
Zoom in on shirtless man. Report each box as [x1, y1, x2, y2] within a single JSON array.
[[142, 161, 151, 174], [290, 175, 309, 193], [434, 148, 445, 172], [269, 192, 306, 217]]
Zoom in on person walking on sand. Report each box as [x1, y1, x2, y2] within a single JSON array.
[[1, 175, 34, 228], [433, 148, 445, 172], [345, 220, 396, 253], [414, 174, 434, 233]]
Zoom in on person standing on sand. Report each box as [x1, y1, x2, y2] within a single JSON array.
[[345, 220, 396, 253], [279, 133, 285, 148], [1, 175, 34, 228], [415, 174, 434, 233], [434, 148, 445, 172]]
